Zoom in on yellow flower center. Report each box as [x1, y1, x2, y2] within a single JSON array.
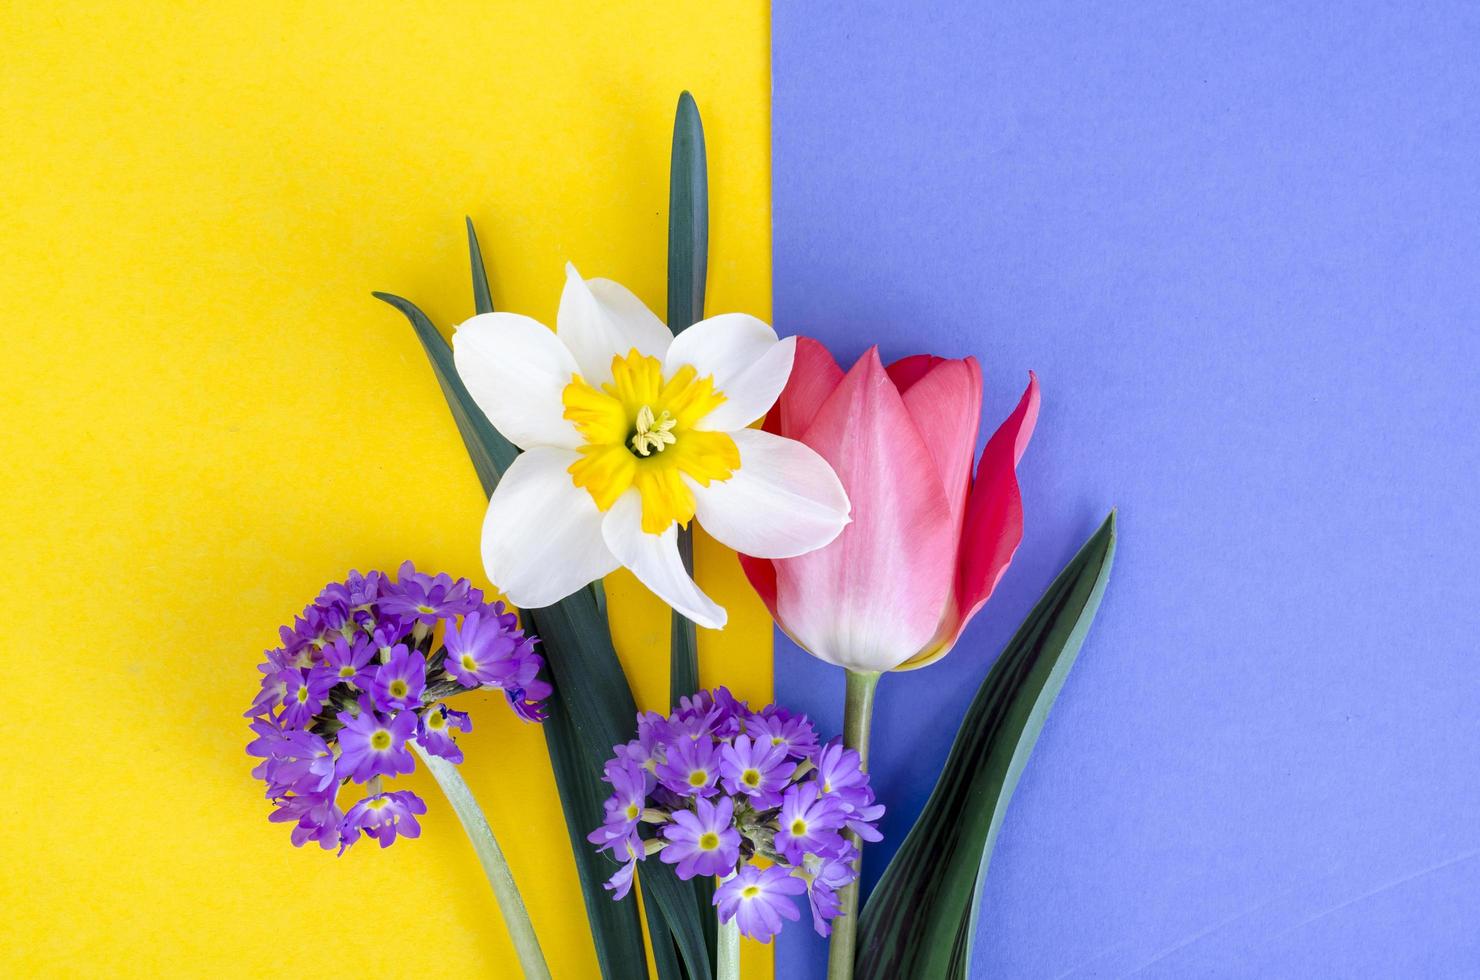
[[426, 711, 446, 731], [296, 687, 310, 704], [563, 349, 740, 534], [688, 770, 709, 788], [461, 654, 478, 672], [698, 832, 720, 851], [339, 665, 355, 678], [790, 818, 807, 837], [367, 797, 390, 811], [625, 803, 640, 820], [742, 769, 761, 787], [370, 730, 392, 751], [741, 885, 761, 899], [389, 679, 408, 698]]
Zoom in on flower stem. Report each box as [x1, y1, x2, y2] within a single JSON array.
[[412, 743, 552, 980], [826, 669, 881, 980], [716, 906, 741, 980]]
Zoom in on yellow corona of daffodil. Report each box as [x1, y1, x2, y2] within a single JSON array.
[[452, 264, 851, 628]]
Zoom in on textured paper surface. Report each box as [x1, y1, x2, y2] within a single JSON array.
[[772, 1, 1480, 976], [1, 3, 772, 976]]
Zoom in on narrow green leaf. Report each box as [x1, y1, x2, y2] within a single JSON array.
[[667, 90, 708, 338], [379, 282, 714, 979], [466, 216, 495, 315], [640, 875, 685, 980], [665, 90, 716, 974], [666, 90, 707, 707], [856, 511, 1118, 980], [371, 291, 516, 490]]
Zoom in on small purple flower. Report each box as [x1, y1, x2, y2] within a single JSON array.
[[417, 703, 471, 763], [253, 728, 337, 797], [316, 569, 384, 626], [371, 644, 426, 712], [280, 668, 336, 727], [246, 664, 293, 717], [269, 793, 343, 850], [599, 834, 643, 899], [748, 710, 819, 760], [656, 735, 720, 798], [813, 739, 885, 841], [798, 847, 857, 937], [320, 633, 377, 689], [714, 864, 806, 943], [588, 757, 650, 848], [774, 783, 847, 864], [341, 790, 428, 850], [660, 796, 740, 880], [719, 734, 796, 807], [379, 560, 482, 625], [335, 700, 417, 782], [443, 606, 520, 686]]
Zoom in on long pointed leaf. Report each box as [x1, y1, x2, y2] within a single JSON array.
[[665, 90, 717, 974], [372, 291, 516, 487], [857, 510, 1118, 979], [666, 90, 708, 706], [466, 216, 495, 316]]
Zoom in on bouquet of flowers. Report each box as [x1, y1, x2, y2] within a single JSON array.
[[245, 93, 1116, 980]]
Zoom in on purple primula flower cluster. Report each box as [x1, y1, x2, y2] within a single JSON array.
[[246, 562, 548, 852], [588, 688, 883, 943]]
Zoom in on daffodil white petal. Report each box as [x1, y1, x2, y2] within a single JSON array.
[[453, 313, 582, 450], [482, 447, 620, 608], [557, 264, 672, 385], [691, 429, 850, 559], [601, 491, 727, 629], [666, 315, 796, 431]]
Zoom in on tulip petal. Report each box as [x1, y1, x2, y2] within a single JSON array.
[[557, 263, 673, 385], [737, 553, 780, 622], [904, 371, 1040, 669], [884, 353, 943, 395], [774, 337, 844, 439], [692, 429, 850, 559], [769, 348, 955, 671], [666, 314, 796, 431], [602, 491, 727, 630], [452, 312, 582, 450], [481, 447, 620, 608], [894, 355, 982, 532]]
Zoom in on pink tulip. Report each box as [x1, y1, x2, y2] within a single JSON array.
[[739, 339, 1039, 673]]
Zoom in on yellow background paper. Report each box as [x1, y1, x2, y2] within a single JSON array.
[[1, 3, 773, 976]]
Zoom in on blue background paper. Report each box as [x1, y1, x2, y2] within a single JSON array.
[[771, 2, 1480, 976]]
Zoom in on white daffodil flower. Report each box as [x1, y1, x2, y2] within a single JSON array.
[[451, 264, 851, 629]]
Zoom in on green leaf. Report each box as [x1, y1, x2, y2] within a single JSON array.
[[666, 90, 707, 707], [665, 90, 716, 975], [371, 291, 516, 491], [377, 280, 714, 980], [667, 90, 708, 339], [856, 511, 1118, 980], [466, 216, 495, 316]]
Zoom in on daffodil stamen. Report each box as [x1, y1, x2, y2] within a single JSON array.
[[630, 405, 677, 456]]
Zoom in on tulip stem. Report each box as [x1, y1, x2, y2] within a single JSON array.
[[827, 669, 881, 980], [413, 743, 552, 980]]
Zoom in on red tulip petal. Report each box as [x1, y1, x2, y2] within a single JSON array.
[[885, 353, 943, 395], [944, 371, 1040, 651], [768, 347, 956, 671], [737, 553, 781, 623], [777, 337, 844, 439]]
